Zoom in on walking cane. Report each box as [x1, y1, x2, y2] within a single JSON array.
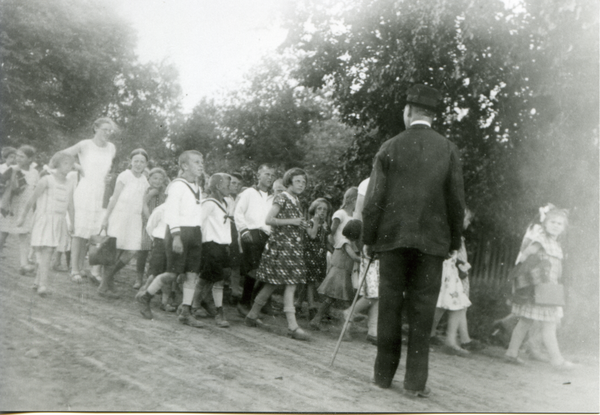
[[329, 254, 375, 367]]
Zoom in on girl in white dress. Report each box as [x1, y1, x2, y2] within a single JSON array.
[[60, 118, 117, 283], [99, 149, 149, 298], [17, 153, 76, 295], [0, 145, 40, 274]]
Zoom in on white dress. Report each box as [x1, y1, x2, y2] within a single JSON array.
[[0, 166, 40, 234], [72, 139, 115, 239], [107, 170, 149, 250], [30, 175, 74, 247]]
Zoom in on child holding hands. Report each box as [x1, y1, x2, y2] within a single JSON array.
[[17, 152, 76, 295]]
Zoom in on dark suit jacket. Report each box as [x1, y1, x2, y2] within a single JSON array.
[[362, 124, 465, 257]]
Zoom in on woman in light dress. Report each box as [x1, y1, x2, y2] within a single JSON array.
[[60, 118, 117, 283], [98, 149, 149, 298]]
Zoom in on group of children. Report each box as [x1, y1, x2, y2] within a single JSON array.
[[0, 141, 577, 367]]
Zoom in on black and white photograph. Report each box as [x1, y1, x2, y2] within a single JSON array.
[[0, 0, 598, 412]]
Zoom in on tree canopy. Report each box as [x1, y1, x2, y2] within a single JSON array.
[[283, 0, 599, 237]]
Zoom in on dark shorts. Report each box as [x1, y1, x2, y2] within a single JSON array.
[[147, 238, 167, 277], [240, 229, 269, 277], [201, 242, 230, 283], [165, 226, 202, 275]]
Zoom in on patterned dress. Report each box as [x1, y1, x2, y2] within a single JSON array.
[[435, 237, 471, 310], [512, 225, 564, 322], [303, 220, 329, 284], [256, 191, 306, 285]]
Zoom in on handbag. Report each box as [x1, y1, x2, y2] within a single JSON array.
[[88, 231, 117, 266], [534, 283, 565, 306]]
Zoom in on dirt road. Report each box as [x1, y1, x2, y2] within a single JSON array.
[[0, 243, 598, 412]]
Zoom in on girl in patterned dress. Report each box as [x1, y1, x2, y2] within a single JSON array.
[[310, 188, 360, 332], [99, 149, 150, 298], [17, 152, 75, 295], [134, 167, 168, 289], [0, 145, 40, 274], [302, 198, 331, 320], [504, 206, 576, 369], [245, 168, 312, 341], [430, 208, 483, 356]]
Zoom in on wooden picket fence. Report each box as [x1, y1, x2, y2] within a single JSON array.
[[467, 235, 521, 287]]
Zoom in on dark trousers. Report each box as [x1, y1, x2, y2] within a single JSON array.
[[239, 229, 269, 306], [374, 248, 443, 391]]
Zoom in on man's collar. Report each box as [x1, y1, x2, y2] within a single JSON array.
[[410, 120, 431, 127]]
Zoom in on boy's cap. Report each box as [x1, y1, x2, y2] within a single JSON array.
[[406, 84, 442, 111]]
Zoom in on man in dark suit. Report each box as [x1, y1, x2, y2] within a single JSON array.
[[362, 84, 466, 398]]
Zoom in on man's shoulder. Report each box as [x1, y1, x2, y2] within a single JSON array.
[[385, 127, 454, 148]]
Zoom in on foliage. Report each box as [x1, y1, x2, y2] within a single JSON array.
[[283, 0, 599, 239], [0, 0, 135, 148]]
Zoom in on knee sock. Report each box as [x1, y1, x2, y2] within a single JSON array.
[[65, 251, 71, 268], [247, 285, 276, 319], [212, 281, 224, 308], [182, 273, 198, 306]]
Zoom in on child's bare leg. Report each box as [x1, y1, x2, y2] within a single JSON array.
[[70, 237, 87, 279], [431, 307, 445, 337], [18, 233, 30, 268], [36, 247, 55, 294], [445, 310, 462, 347], [506, 317, 533, 358], [541, 321, 564, 365], [457, 308, 472, 344]]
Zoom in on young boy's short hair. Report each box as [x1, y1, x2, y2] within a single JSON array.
[[178, 150, 203, 168], [1, 147, 17, 160], [207, 173, 231, 198]]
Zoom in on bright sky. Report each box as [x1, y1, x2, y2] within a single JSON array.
[[114, 0, 289, 113]]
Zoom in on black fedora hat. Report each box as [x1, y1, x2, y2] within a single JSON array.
[[406, 84, 442, 112]]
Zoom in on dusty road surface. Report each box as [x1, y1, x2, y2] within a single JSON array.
[[0, 243, 598, 412]]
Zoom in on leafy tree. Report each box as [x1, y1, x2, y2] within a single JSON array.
[[0, 0, 135, 149], [283, 0, 598, 239]]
